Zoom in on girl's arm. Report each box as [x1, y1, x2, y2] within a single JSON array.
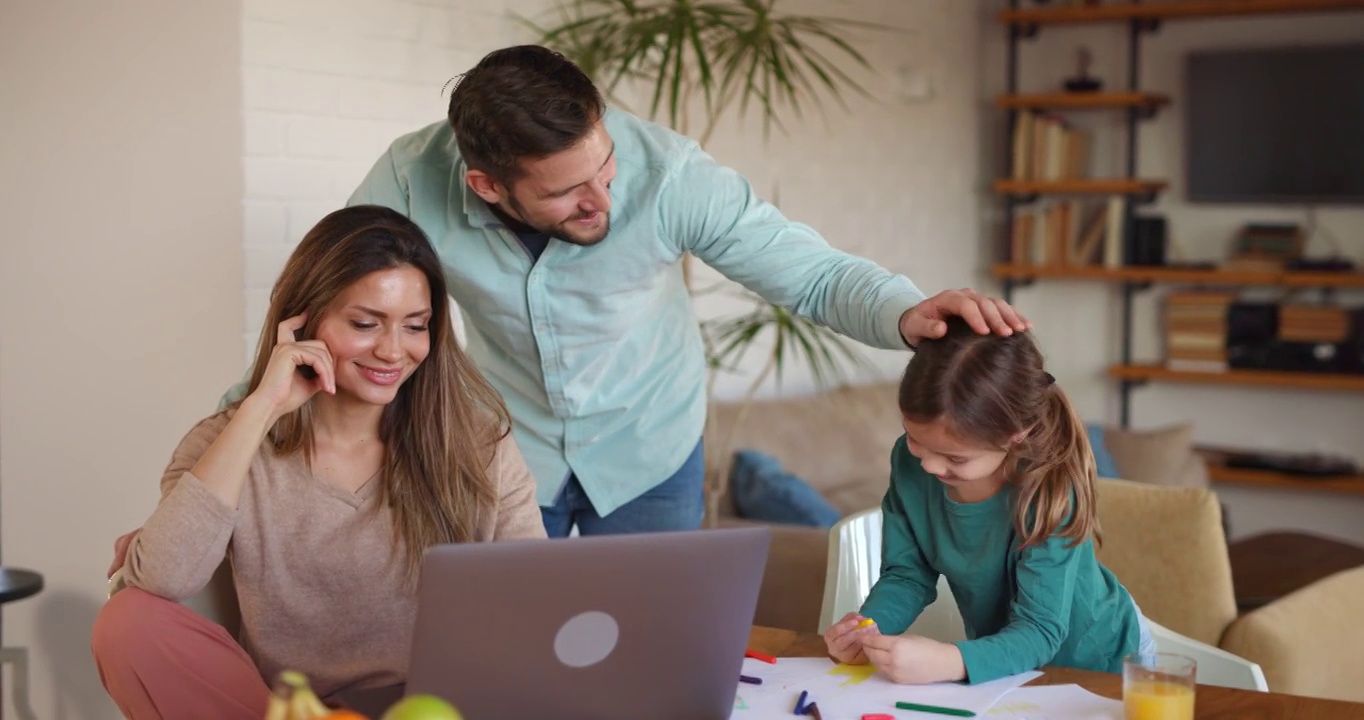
[[953, 534, 1081, 683], [858, 474, 940, 634]]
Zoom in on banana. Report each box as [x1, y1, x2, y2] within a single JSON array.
[[266, 670, 335, 720], [264, 695, 290, 720]]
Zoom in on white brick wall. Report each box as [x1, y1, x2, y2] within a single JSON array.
[[241, 0, 537, 360], [240, 0, 987, 395]]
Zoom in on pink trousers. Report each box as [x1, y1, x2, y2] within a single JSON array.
[[92, 588, 269, 720]]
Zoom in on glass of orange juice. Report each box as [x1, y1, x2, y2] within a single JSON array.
[[1123, 653, 1196, 720]]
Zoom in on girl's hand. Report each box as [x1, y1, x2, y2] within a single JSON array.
[[823, 612, 877, 665], [248, 314, 335, 420], [861, 633, 967, 685]]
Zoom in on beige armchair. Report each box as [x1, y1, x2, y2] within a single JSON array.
[[1221, 566, 1364, 702], [1096, 478, 1364, 702], [1094, 478, 1237, 646]]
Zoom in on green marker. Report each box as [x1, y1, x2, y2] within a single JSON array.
[[894, 701, 976, 717]]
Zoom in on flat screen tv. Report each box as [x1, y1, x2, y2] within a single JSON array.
[[1185, 44, 1364, 204]]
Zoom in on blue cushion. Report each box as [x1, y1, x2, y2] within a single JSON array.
[[1087, 423, 1121, 480], [730, 450, 842, 528]]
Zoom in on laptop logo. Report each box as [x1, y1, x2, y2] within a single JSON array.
[[553, 611, 619, 668]]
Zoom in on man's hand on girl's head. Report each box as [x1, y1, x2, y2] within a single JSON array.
[[899, 289, 1031, 348]]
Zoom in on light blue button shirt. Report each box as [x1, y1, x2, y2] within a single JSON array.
[[340, 108, 924, 515]]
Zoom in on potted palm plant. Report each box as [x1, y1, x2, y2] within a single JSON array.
[[526, 0, 884, 525]]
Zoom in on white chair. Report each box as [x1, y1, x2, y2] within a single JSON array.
[[1148, 620, 1268, 692], [817, 508, 965, 642], [817, 508, 1267, 691]]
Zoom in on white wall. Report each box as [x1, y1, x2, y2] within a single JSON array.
[[241, 0, 992, 398], [0, 1, 244, 718], [980, 3, 1364, 543]]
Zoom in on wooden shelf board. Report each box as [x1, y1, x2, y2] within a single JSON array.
[[1108, 363, 1364, 392], [990, 264, 1364, 289], [994, 179, 1166, 195], [996, 92, 1171, 110], [1000, 0, 1364, 26], [1207, 464, 1364, 496]]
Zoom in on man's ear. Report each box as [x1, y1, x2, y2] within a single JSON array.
[[465, 170, 505, 205]]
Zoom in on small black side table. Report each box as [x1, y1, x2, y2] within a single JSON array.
[[0, 568, 43, 605], [0, 567, 43, 720]]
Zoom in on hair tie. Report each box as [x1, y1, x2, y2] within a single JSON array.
[[1044, 372, 1055, 385]]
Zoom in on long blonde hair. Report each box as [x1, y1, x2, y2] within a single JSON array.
[[898, 318, 1098, 547], [242, 205, 510, 583]]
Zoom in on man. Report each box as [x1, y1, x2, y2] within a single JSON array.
[[348, 45, 1027, 538]]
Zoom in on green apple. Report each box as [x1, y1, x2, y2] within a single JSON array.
[[380, 694, 463, 720]]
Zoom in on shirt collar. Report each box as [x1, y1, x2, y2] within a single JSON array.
[[450, 157, 501, 230]]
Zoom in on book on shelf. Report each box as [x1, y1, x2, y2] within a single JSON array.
[[1102, 195, 1124, 269], [1010, 110, 1091, 182], [1006, 195, 1126, 268]]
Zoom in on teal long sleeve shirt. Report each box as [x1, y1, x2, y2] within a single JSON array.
[[859, 436, 1141, 684], [338, 108, 925, 515]]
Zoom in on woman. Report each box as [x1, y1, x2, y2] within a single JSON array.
[[92, 205, 546, 719]]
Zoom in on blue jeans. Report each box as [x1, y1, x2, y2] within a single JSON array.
[[540, 439, 704, 537]]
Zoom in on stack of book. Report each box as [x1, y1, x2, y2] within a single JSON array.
[[1224, 223, 1305, 272], [1165, 291, 1237, 372], [1280, 305, 1352, 344]]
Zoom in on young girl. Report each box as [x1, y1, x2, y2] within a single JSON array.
[[93, 206, 546, 719], [823, 318, 1154, 685]]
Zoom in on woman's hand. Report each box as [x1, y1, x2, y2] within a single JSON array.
[[823, 612, 876, 665], [108, 529, 140, 578], [247, 314, 335, 421], [861, 632, 967, 685]]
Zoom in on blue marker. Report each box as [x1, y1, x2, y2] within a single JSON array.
[[794, 690, 809, 714]]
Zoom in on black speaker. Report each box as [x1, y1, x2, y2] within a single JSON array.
[[1226, 302, 1279, 371], [1126, 215, 1167, 267]]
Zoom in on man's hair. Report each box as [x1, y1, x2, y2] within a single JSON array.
[[448, 45, 605, 185]]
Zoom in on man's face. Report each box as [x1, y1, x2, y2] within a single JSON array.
[[473, 120, 617, 246]]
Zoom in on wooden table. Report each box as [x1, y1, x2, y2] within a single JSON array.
[[748, 626, 1364, 719], [1228, 531, 1364, 611]]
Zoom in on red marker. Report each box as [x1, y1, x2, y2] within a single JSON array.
[[744, 649, 777, 664], [861, 715, 894, 720]]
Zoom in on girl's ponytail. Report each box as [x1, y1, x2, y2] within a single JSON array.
[[1011, 383, 1099, 548]]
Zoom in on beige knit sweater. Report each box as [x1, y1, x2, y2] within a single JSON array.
[[121, 411, 547, 697]]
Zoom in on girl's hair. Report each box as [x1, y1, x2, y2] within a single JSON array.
[[898, 317, 1098, 547], [243, 204, 510, 584]]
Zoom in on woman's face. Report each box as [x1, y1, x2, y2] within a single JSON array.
[[313, 265, 433, 407]]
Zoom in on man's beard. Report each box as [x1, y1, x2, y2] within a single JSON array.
[[506, 195, 610, 247], [549, 212, 610, 246]]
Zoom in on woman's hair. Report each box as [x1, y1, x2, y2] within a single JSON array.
[[448, 45, 605, 186], [897, 317, 1098, 547], [243, 204, 510, 583]]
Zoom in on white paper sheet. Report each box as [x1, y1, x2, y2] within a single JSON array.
[[984, 684, 1122, 719], [731, 657, 1042, 719]]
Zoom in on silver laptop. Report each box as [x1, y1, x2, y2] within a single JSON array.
[[404, 527, 771, 720]]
